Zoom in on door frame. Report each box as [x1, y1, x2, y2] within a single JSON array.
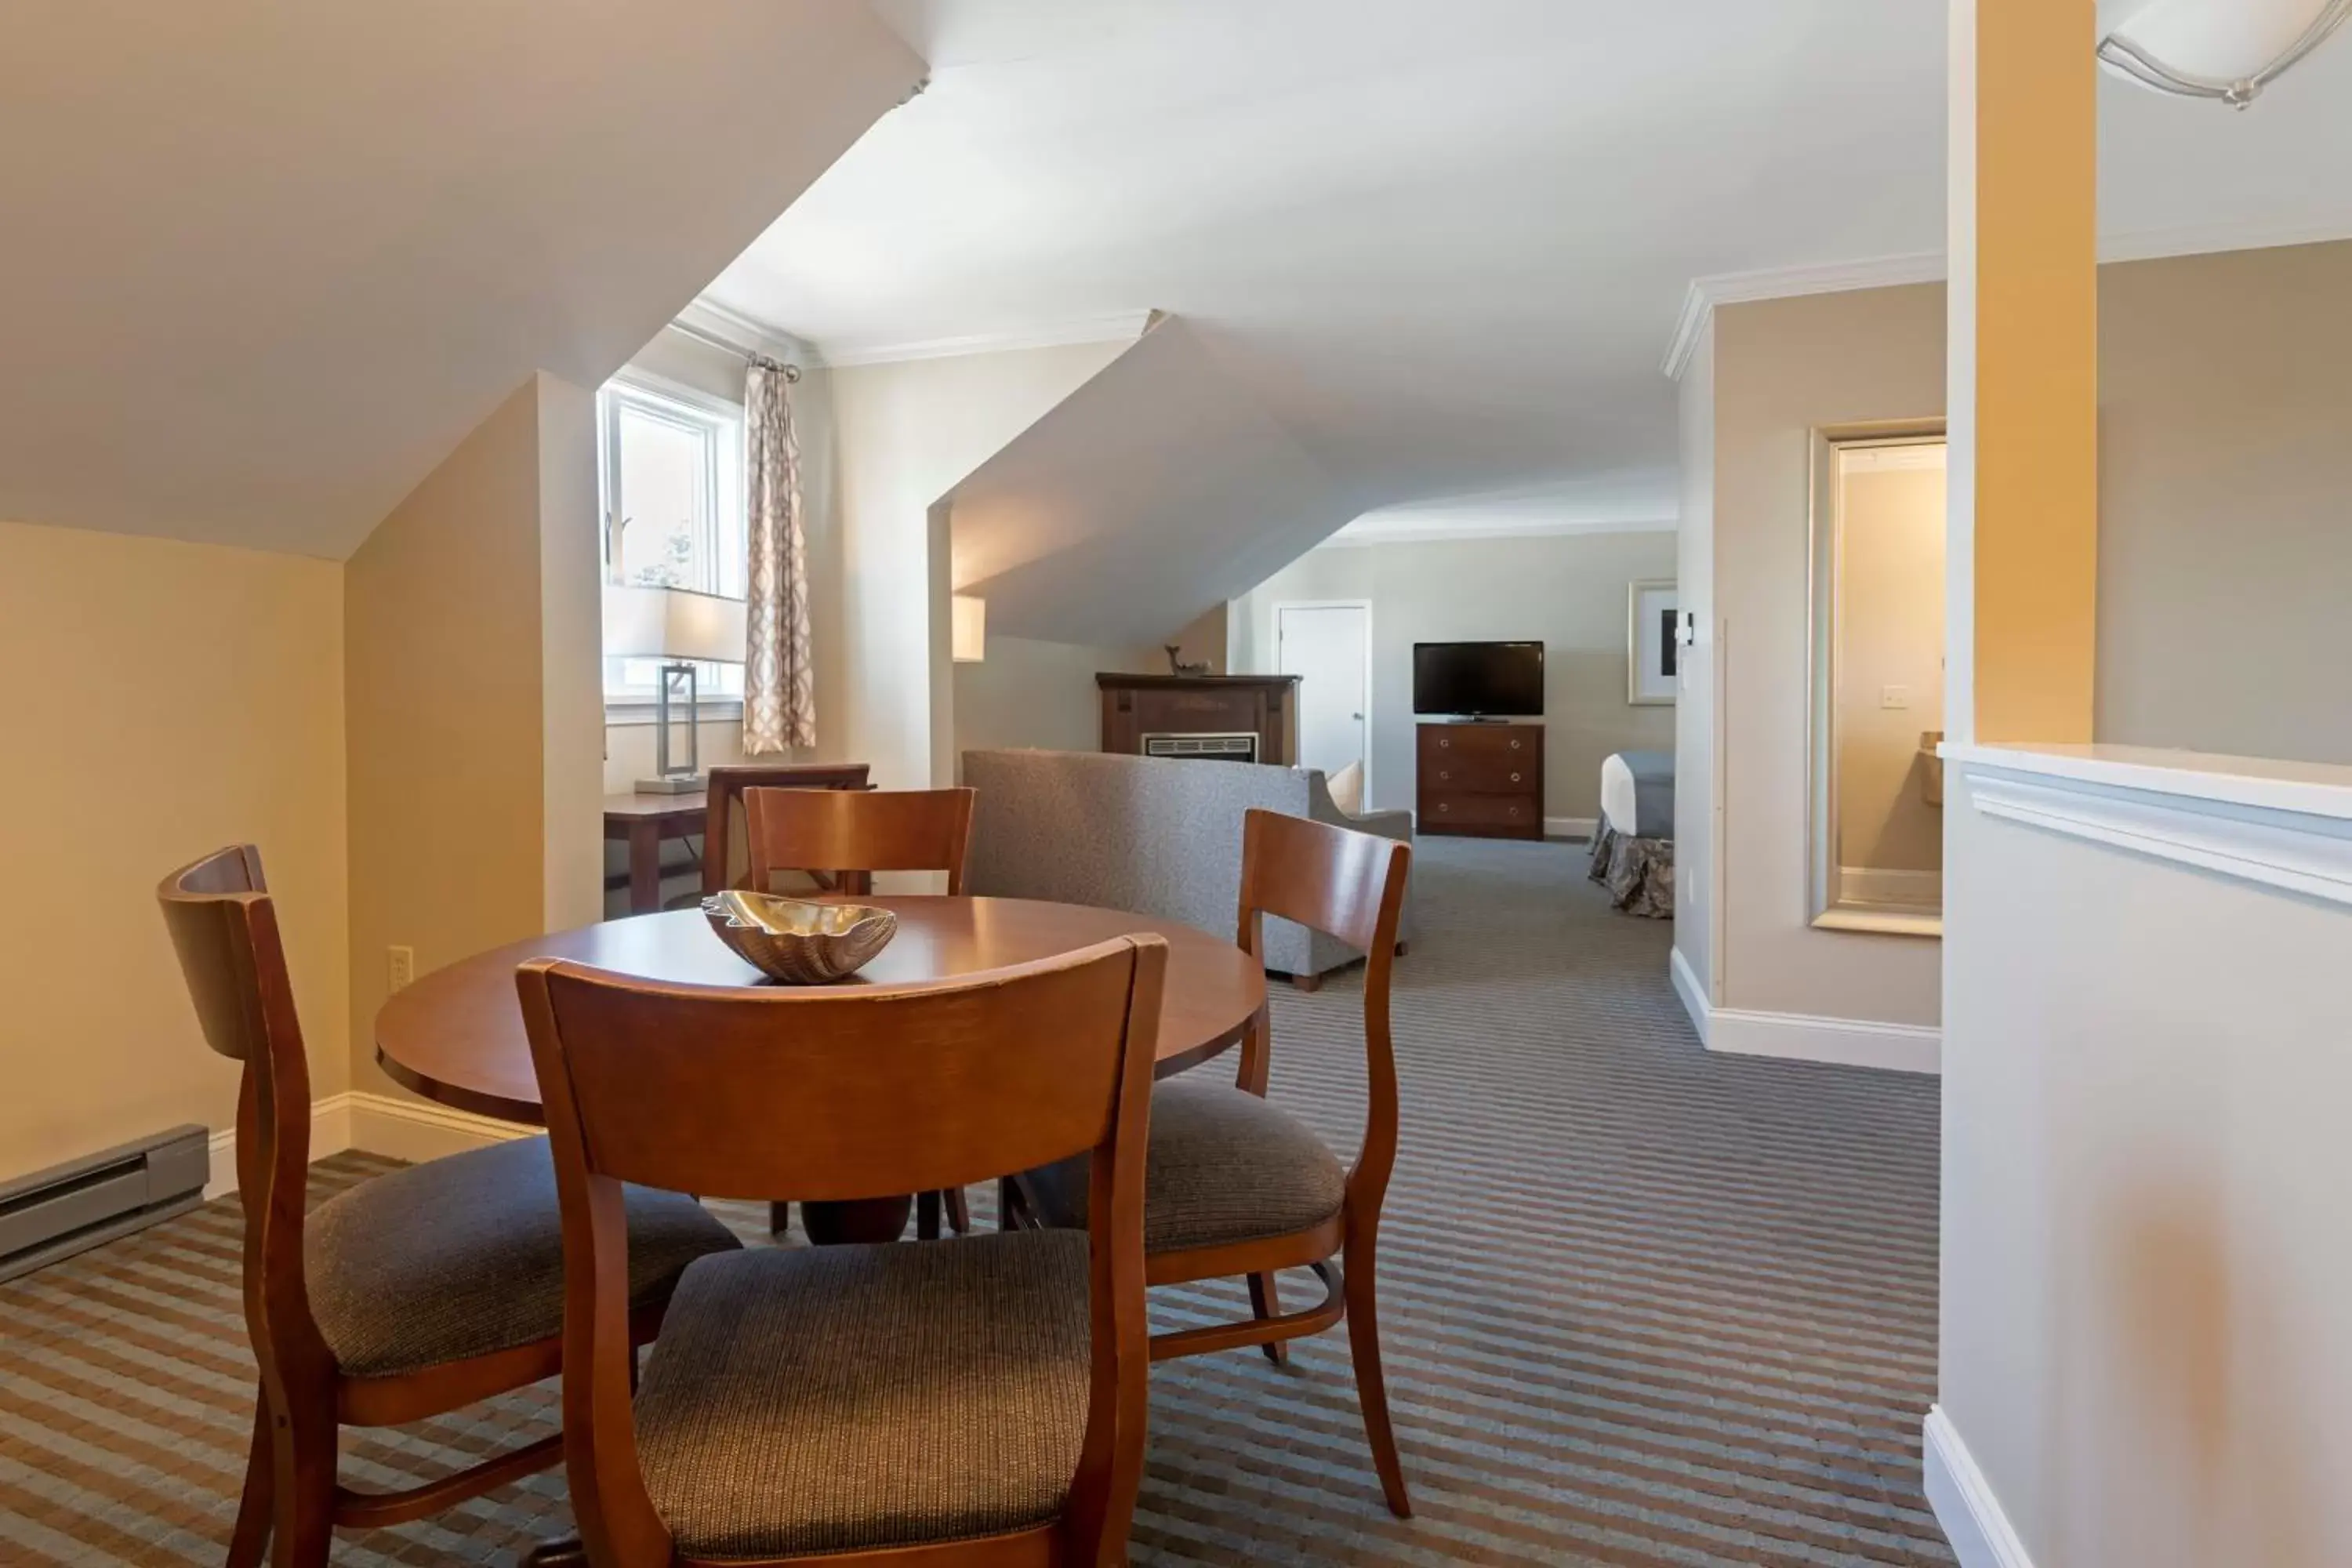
[[1272, 598, 1375, 802]]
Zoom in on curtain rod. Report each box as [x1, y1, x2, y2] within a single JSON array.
[[666, 318, 801, 382]]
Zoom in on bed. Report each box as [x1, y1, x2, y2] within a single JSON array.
[[1588, 750, 1675, 917]]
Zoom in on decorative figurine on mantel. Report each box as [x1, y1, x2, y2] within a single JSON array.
[[1165, 644, 1213, 677]]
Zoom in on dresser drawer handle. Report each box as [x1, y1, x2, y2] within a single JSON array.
[[1507, 806, 1520, 818], [1436, 802, 1450, 812], [1438, 738, 1451, 750], [1439, 769, 1451, 782], [1509, 771, 1521, 783], [1508, 739, 1522, 750]]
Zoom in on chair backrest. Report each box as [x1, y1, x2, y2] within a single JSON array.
[[742, 785, 976, 897], [156, 847, 333, 1386], [701, 763, 873, 895], [517, 937, 1165, 1566], [1232, 808, 1410, 1208]]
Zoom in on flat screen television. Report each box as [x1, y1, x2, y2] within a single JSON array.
[[1413, 641, 1544, 717]]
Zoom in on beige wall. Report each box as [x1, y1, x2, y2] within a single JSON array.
[[1230, 530, 1678, 821], [0, 521, 347, 1181], [1711, 285, 1947, 1028], [824, 342, 1129, 790], [346, 373, 602, 1099], [2096, 241, 2352, 768], [1835, 465, 1947, 877]]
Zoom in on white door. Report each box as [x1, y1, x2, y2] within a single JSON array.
[[1276, 602, 1370, 787]]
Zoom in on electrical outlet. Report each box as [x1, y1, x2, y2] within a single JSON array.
[[1880, 685, 1912, 710], [387, 946, 416, 993]]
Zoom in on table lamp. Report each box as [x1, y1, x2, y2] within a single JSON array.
[[602, 585, 748, 793]]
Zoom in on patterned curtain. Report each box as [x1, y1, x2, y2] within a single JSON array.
[[742, 358, 815, 753]]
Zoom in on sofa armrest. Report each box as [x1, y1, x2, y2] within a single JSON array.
[[1339, 807, 1415, 844]]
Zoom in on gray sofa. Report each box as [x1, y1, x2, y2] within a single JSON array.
[[960, 749, 1415, 983]]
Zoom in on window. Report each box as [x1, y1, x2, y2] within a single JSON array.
[[597, 373, 746, 706]]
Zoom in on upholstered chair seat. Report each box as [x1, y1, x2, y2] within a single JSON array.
[[1026, 1076, 1346, 1253], [303, 1137, 739, 1378], [630, 1229, 1094, 1560]]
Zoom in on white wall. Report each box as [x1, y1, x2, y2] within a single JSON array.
[[952, 637, 1163, 760], [1230, 529, 1678, 821], [823, 341, 1131, 789], [1938, 766, 2352, 1567], [1674, 321, 1719, 1002]]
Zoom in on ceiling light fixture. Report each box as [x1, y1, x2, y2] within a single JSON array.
[[2098, 0, 2351, 108]]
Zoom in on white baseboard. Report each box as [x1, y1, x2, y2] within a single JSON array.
[[1669, 946, 1711, 1045], [1667, 949, 1938, 1074], [201, 1090, 532, 1199], [1924, 1406, 2036, 1568], [204, 1092, 357, 1200], [1709, 1007, 1940, 1074], [1544, 815, 1599, 840], [347, 1091, 535, 1164]]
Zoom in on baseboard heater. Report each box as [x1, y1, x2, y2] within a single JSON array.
[[0, 1126, 210, 1284]]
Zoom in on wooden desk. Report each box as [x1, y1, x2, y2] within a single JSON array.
[[603, 790, 707, 914]]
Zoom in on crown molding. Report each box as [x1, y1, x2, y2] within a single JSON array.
[[2096, 212, 2352, 266], [1321, 514, 1677, 550], [1662, 252, 1944, 381], [1661, 214, 2352, 382], [814, 311, 1156, 369], [670, 296, 820, 367]]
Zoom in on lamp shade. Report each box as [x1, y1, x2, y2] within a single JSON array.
[[952, 595, 986, 663], [602, 585, 747, 664], [2100, 0, 2349, 103]]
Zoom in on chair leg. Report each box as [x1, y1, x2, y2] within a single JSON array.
[[768, 1200, 791, 1239], [916, 1189, 942, 1241], [1246, 1272, 1289, 1367], [943, 1185, 971, 1234], [268, 1396, 339, 1567], [1342, 1240, 1411, 1519], [225, 1387, 273, 1568]]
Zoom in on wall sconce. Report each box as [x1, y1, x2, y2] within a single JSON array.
[[952, 595, 986, 662]]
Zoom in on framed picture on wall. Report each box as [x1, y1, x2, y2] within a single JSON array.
[[1628, 579, 1679, 706]]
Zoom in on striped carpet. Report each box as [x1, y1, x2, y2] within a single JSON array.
[[0, 835, 1949, 1566]]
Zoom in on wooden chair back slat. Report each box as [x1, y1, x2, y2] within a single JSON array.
[[742, 785, 975, 898], [520, 935, 1163, 1566], [155, 845, 333, 1388], [1232, 810, 1410, 1200], [700, 763, 873, 895], [521, 940, 1154, 1202]]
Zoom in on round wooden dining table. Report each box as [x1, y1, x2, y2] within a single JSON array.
[[375, 895, 1265, 1240]]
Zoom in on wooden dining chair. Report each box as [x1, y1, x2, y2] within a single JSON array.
[[699, 762, 873, 897], [516, 935, 1166, 1568], [158, 847, 741, 1568], [1008, 808, 1414, 1517], [740, 783, 981, 1238], [741, 782, 977, 898]]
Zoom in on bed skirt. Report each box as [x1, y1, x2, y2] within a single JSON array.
[[1588, 825, 1675, 918]]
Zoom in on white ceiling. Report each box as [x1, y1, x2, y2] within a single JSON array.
[[946, 317, 1356, 644], [0, 1, 922, 557], [708, 0, 2352, 543]]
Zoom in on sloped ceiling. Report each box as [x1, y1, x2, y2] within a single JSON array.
[[945, 316, 1354, 646], [0, 0, 923, 557], [706, 0, 2352, 627]]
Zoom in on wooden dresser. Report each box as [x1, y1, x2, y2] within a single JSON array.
[[1417, 721, 1544, 840]]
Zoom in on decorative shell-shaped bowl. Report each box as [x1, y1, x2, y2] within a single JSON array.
[[701, 891, 898, 985]]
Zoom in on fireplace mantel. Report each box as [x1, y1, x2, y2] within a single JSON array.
[[1097, 673, 1299, 766]]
